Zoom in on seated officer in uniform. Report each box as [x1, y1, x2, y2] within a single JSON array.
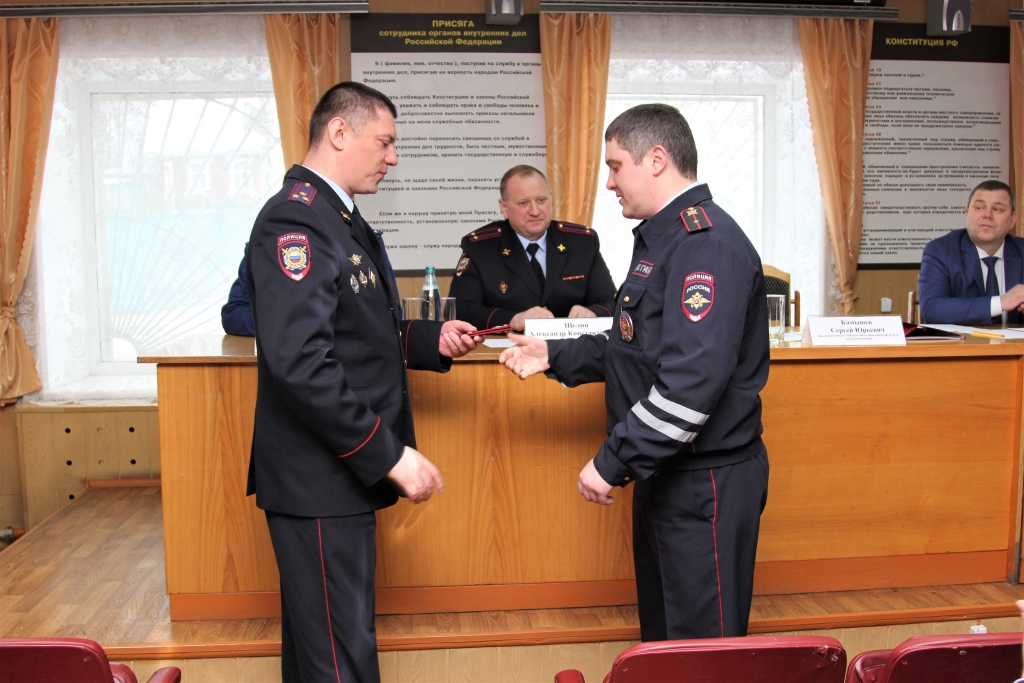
[[448, 165, 616, 331], [919, 180, 1024, 325]]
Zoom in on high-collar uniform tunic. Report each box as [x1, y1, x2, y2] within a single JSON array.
[[545, 184, 771, 641]]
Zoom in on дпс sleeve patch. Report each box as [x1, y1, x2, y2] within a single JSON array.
[[278, 233, 311, 281]]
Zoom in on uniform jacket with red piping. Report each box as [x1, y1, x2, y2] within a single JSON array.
[[246, 164, 449, 517], [448, 219, 617, 329]]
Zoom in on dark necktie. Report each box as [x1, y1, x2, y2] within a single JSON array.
[[526, 242, 545, 289], [983, 255, 1001, 325]]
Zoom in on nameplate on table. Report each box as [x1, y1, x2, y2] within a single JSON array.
[[524, 318, 613, 340], [804, 316, 906, 346]]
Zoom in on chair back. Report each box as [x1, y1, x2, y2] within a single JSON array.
[[763, 265, 798, 326], [907, 290, 920, 324], [0, 638, 114, 682], [879, 633, 1023, 683], [605, 635, 847, 683]]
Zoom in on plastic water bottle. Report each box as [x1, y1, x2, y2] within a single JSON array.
[[421, 266, 441, 320]]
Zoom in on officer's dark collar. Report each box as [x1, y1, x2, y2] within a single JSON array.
[[285, 164, 349, 216], [637, 183, 713, 243]]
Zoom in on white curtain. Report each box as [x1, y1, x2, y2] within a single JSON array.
[[23, 15, 279, 400], [595, 14, 829, 319]]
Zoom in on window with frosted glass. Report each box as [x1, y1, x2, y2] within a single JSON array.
[[90, 93, 282, 362], [594, 94, 765, 284]]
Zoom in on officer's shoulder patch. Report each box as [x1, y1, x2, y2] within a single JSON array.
[[278, 233, 311, 281], [682, 272, 714, 322], [287, 182, 317, 206], [681, 206, 712, 233], [556, 221, 595, 236], [455, 254, 472, 276], [468, 226, 502, 242]]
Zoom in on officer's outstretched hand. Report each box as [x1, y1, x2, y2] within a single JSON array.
[[439, 320, 482, 358], [578, 458, 614, 505], [388, 446, 445, 504], [499, 333, 549, 379]]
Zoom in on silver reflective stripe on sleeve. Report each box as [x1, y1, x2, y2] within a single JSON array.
[[648, 387, 709, 426], [632, 403, 697, 443]]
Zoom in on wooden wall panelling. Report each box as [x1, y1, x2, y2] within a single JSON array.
[[17, 405, 160, 529], [0, 404, 23, 528], [759, 357, 1018, 563], [158, 364, 278, 596], [115, 408, 160, 478], [19, 410, 61, 528], [1011, 355, 1024, 579], [375, 366, 632, 589]]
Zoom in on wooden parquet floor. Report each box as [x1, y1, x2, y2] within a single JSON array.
[[2, 487, 1023, 659]]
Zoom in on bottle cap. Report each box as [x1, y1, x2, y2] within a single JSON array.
[[425, 266, 436, 274]]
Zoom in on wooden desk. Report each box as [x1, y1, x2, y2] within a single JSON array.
[[140, 335, 1024, 620]]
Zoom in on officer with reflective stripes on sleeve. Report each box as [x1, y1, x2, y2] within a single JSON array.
[[499, 104, 770, 641], [246, 82, 481, 683]]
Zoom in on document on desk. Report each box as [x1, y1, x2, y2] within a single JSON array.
[[925, 324, 1024, 339]]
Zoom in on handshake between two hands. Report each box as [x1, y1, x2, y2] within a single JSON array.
[[387, 328, 615, 506]]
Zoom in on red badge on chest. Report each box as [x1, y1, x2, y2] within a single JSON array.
[[278, 233, 311, 281], [682, 272, 714, 322]]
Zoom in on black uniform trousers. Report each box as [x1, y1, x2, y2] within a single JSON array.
[[266, 511, 379, 683], [632, 448, 769, 641]]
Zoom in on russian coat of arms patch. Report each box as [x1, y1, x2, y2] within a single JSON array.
[[278, 233, 311, 282]]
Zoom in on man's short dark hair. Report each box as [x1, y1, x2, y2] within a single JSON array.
[[499, 164, 547, 199], [604, 103, 698, 179], [968, 180, 1016, 213], [308, 81, 398, 149]]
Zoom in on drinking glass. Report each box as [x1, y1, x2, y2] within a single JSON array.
[[767, 294, 786, 346], [440, 297, 456, 322], [402, 297, 421, 320]]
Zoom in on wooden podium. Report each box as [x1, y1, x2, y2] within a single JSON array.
[[140, 335, 1024, 620]]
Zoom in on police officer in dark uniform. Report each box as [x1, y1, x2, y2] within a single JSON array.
[[499, 104, 769, 641], [246, 82, 480, 683], [448, 165, 616, 331]]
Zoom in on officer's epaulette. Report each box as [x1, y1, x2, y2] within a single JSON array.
[[468, 225, 502, 242], [556, 221, 595, 236], [681, 206, 713, 233], [287, 181, 317, 206]]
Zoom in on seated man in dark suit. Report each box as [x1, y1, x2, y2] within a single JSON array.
[[449, 165, 616, 331], [221, 245, 254, 336], [919, 180, 1024, 325]]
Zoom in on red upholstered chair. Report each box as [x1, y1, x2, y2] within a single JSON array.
[[844, 633, 1024, 683], [0, 637, 181, 683], [554, 635, 847, 683]]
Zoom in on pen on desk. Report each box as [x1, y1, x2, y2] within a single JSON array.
[[970, 330, 1005, 339]]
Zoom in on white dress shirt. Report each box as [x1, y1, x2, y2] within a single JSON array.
[[517, 231, 547, 276], [978, 243, 1006, 322], [658, 180, 702, 214], [302, 165, 355, 213]]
